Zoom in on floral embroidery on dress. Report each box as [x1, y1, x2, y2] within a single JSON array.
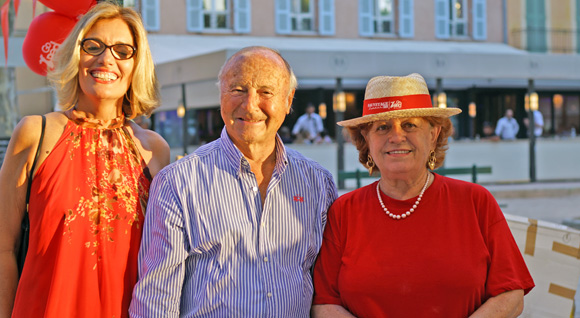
[[62, 109, 150, 268]]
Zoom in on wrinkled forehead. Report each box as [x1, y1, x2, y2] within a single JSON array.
[[223, 51, 290, 86]]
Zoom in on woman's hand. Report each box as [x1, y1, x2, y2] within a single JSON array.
[[311, 304, 357, 318], [469, 289, 524, 318]]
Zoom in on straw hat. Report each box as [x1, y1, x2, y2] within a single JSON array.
[[338, 73, 461, 127]]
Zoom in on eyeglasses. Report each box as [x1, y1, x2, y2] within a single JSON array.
[[81, 38, 136, 60]]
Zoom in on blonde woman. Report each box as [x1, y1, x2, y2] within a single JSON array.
[[0, 2, 169, 317]]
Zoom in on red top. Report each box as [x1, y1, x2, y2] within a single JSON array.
[[313, 174, 534, 318], [12, 110, 151, 318]]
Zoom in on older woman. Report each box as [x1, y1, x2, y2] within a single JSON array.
[[312, 74, 534, 317], [0, 2, 169, 317]]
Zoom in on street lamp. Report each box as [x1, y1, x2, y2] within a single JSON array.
[[437, 92, 447, 109], [319, 102, 327, 120], [525, 88, 539, 182], [468, 102, 477, 139], [333, 78, 346, 189]]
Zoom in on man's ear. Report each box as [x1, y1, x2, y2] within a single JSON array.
[[286, 89, 296, 115]]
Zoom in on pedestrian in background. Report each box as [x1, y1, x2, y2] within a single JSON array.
[[292, 103, 324, 143], [130, 46, 338, 317], [0, 2, 170, 317], [495, 109, 520, 140], [312, 73, 534, 317], [523, 110, 544, 137]]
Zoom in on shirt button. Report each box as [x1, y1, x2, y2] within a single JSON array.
[[267, 292, 272, 298], [252, 186, 258, 192], [261, 222, 265, 227], [264, 257, 268, 262]]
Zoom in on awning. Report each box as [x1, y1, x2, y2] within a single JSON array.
[[147, 34, 580, 112]]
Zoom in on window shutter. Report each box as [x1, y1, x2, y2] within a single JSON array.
[[275, 0, 291, 34], [186, 0, 203, 32], [359, 0, 374, 37], [142, 0, 160, 31], [234, 0, 251, 33], [319, 0, 335, 35], [472, 0, 486, 40], [434, 0, 450, 39], [399, 0, 414, 38]]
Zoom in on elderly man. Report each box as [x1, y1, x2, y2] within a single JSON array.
[[129, 46, 338, 317]]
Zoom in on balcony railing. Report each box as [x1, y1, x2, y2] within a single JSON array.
[[510, 28, 579, 54]]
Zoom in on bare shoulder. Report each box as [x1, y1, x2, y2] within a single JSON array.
[[127, 121, 170, 177], [128, 121, 170, 153]]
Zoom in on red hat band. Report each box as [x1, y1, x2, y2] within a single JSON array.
[[363, 94, 433, 116]]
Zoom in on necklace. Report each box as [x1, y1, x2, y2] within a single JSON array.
[[376, 172, 431, 220]]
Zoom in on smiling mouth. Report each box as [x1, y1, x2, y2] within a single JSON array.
[[387, 150, 411, 154], [91, 71, 118, 82]]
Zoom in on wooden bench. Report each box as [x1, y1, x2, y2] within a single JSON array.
[[338, 164, 492, 189]]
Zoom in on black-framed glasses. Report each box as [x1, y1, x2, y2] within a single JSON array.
[[81, 38, 136, 60]]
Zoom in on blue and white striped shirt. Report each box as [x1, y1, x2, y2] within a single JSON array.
[[129, 128, 338, 318]]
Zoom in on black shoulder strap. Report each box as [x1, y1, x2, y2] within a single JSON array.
[[26, 115, 46, 206]]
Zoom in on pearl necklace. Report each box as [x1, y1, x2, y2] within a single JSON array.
[[376, 173, 431, 220]]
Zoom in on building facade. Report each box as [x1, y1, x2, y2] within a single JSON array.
[[2, 0, 579, 147]]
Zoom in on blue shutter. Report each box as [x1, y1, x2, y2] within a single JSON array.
[[275, 0, 291, 34], [399, 0, 414, 38], [577, 0, 580, 53], [234, 0, 251, 33], [319, 0, 335, 35], [434, 0, 450, 39], [359, 0, 373, 37], [472, 0, 486, 40], [142, 0, 160, 31], [187, 0, 203, 32]]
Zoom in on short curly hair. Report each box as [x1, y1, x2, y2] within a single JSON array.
[[346, 116, 453, 174], [47, 1, 159, 118]]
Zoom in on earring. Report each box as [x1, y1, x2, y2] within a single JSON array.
[[428, 150, 436, 170], [367, 154, 375, 169]]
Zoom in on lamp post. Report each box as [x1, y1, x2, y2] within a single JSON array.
[[526, 79, 538, 182], [178, 83, 188, 156], [334, 78, 346, 189], [468, 102, 477, 139]]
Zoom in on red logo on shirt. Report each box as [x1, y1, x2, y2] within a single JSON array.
[[293, 196, 304, 202]]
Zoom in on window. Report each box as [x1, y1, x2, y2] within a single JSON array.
[[187, 0, 251, 33], [435, 0, 486, 40], [374, 0, 394, 34], [121, 0, 135, 7], [526, 0, 546, 52], [291, 0, 314, 32], [142, 0, 160, 31], [450, 0, 467, 37], [359, 0, 413, 38], [276, 0, 335, 35], [203, 0, 230, 30]]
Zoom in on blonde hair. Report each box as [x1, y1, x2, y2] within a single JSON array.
[[47, 1, 159, 118], [347, 116, 453, 174]]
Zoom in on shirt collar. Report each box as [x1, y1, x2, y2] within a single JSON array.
[[220, 127, 289, 177]]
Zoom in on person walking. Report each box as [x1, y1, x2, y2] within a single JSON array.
[[292, 103, 324, 144]]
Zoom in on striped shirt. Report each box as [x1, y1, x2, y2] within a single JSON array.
[[129, 128, 338, 318]]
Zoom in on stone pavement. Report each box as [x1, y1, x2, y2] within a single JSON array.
[[339, 180, 580, 230], [483, 181, 580, 229]]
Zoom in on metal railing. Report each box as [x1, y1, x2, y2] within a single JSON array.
[[510, 28, 579, 54]]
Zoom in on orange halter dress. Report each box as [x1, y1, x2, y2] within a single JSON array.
[[12, 110, 151, 318]]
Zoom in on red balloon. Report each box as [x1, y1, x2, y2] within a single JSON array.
[[22, 12, 77, 76], [39, 0, 97, 19]]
